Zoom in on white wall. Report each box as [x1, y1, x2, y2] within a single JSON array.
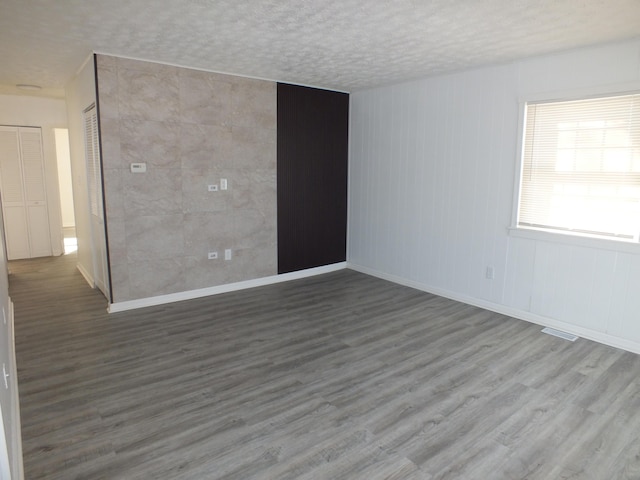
[[54, 129, 75, 228], [0, 94, 68, 256], [65, 56, 97, 286], [348, 38, 640, 353]]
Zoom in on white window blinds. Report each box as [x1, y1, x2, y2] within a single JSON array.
[[518, 93, 640, 241]]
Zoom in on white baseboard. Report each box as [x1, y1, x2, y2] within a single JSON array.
[[76, 263, 94, 289], [347, 262, 640, 356], [108, 262, 347, 313]]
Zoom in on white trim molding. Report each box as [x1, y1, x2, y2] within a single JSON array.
[[108, 262, 347, 313], [76, 263, 94, 289], [347, 262, 640, 356]]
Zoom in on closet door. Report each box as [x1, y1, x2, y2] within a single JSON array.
[[0, 126, 51, 260], [0, 128, 29, 259], [20, 128, 51, 257]]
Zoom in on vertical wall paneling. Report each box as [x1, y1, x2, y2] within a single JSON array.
[[277, 84, 348, 274], [348, 38, 640, 351]]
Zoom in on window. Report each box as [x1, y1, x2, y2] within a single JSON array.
[[517, 93, 640, 242]]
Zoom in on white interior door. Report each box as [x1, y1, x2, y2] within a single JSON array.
[[0, 126, 51, 260], [83, 106, 110, 299]]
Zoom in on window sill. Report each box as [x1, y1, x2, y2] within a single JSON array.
[[508, 226, 640, 255]]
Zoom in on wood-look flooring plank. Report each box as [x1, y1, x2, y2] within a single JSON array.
[[10, 253, 640, 479]]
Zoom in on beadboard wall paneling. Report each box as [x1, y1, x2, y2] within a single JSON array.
[[349, 65, 516, 304], [348, 38, 640, 349], [0, 210, 21, 480]]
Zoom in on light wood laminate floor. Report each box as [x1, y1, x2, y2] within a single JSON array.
[[10, 253, 640, 479]]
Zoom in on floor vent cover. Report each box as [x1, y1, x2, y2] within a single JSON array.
[[541, 327, 579, 342]]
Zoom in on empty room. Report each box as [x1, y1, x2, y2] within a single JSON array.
[[1, 1, 640, 479]]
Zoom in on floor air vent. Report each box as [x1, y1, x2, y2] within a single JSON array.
[[541, 327, 579, 342]]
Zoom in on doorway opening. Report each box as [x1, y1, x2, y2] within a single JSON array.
[[53, 128, 77, 255]]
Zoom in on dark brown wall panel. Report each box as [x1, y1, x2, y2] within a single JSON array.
[[277, 84, 349, 274]]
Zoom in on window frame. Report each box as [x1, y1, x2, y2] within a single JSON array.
[[510, 88, 640, 254]]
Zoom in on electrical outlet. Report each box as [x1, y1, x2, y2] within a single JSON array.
[[208, 184, 218, 192], [208, 251, 218, 260], [224, 249, 232, 260], [486, 265, 495, 280]]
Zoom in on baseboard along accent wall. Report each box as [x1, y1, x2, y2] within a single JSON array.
[[108, 262, 347, 313]]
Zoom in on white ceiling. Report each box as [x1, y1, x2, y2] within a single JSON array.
[[1, 0, 639, 95]]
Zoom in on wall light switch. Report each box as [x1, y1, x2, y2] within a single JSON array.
[[208, 184, 218, 192], [220, 178, 228, 190], [224, 249, 232, 260], [130, 162, 147, 173]]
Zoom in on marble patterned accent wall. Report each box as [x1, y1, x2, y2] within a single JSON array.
[[95, 55, 277, 302]]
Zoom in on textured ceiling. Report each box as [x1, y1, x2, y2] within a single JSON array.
[[1, 0, 639, 94]]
